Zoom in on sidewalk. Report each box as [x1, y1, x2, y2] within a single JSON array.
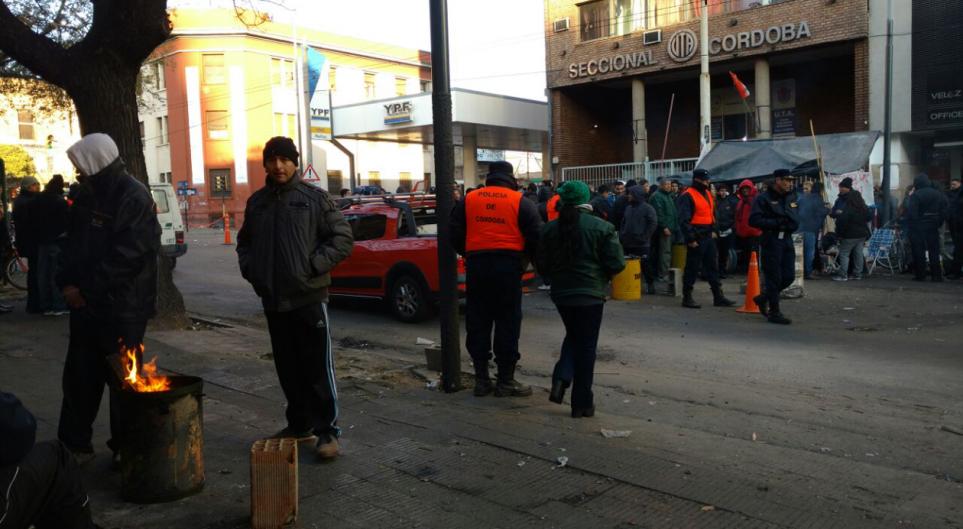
[[0, 294, 959, 529]]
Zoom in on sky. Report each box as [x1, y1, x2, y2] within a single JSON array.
[[176, 0, 548, 101]]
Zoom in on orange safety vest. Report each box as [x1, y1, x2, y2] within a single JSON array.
[[546, 194, 561, 221], [684, 187, 715, 225], [465, 187, 525, 252]]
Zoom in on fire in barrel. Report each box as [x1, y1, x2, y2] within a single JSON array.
[[113, 344, 205, 503]]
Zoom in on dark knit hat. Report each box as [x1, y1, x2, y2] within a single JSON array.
[[0, 392, 36, 466], [773, 168, 793, 179], [692, 168, 710, 181], [485, 160, 516, 187], [839, 177, 854, 190], [262, 136, 299, 167]]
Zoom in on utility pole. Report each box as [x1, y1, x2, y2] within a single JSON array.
[[881, 0, 894, 224], [429, 0, 462, 393], [699, 0, 711, 153]]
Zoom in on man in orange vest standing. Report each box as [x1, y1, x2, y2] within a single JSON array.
[[546, 193, 561, 222], [677, 169, 736, 309], [451, 161, 543, 397]]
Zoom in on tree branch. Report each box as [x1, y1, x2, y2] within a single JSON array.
[[71, 0, 169, 69], [0, 1, 72, 87]]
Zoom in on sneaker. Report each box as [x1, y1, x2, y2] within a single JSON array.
[[849, 275, 862, 281], [0, 304, 13, 313], [494, 378, 532, 397], [44, 310, 69, 316], [315, 435, 340, 460], [537, 284, 551, 291], [832, 275, 848, 282], [270, 427, 316, 443]]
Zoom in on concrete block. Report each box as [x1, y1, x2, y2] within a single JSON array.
[[668, 267, 682, 297]]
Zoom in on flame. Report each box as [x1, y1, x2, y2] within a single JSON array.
[[123, 344, 171, 393]]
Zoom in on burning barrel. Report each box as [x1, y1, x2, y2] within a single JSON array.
[[112, 347, 205, 503]]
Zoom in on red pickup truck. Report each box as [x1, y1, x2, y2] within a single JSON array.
[[330, 195, 466, 322]]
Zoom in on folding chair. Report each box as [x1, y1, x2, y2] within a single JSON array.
[[867, 228, 900, 275]]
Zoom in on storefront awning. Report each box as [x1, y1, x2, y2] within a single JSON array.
[[696, 131, 881, 183]]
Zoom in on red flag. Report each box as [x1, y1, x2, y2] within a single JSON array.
[[729, 71, 750, 100]]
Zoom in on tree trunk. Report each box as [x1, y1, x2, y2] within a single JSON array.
[[67, 65, 190, 329]]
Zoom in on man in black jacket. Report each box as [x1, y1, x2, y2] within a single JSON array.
[[619, 185, 658, 293], [906, 173, 948, 282], [450, 161, 542, 397], [2, 392, 96, 529], [237, 137, 354, 459], [35, 175, 69, 315], [749, 169, 799, 324], [714, 184, 738, 278], [677, 169, 735, 309], [12, 176, 41, 313], [55, 133, 161, 465]]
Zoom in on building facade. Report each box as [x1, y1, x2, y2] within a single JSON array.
[[141, 8, 432, 225], [0, 80, 81, 182], [544, 0, 870, 171]]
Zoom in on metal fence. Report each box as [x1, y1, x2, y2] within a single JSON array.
[[560, 158, 698, 190]]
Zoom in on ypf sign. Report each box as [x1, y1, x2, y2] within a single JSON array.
[[667, 29, 698, 63]]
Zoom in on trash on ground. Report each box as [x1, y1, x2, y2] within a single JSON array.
[[600, 429, 632, 439], [425, 380, 439, 390], [517, 461, 526, 467], [701, 505, 715, 512], [555, 456, 569, 468], [752, 432, 758, 442], [416, 337, 435, 345]]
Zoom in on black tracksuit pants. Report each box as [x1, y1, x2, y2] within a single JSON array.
[[57, 311, 146, 453], [0, 441, 94, 529], [909, 226, 942, 280], [264, 303, 339, 438], [465, 253, 523, 377], [552, 303, 604, 411], [760, 235, 795, 313], [683, 236, 721, 291]]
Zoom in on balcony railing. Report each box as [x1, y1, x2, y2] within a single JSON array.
[[560, 158, 698, 190]]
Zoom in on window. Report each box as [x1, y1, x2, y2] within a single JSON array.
[[138, 120, 145, 143], [329, 67, 337, 91], [579, 0, 610, 41], [364, 72, 376, 98], [210, 169, 232, 198], [203, 54, 225, 85], [157, 116, 168, 144], [612, 0, 646, 35], [152, 189, 170, 213], [367, 171, 381, 189], [345, 214, 387, 241], [155, 61, 166, 90], [206, 110, 229, 140], [273, 112, 298, 138], [158, 172, 172, 184], [395, 77, 408, 97], [270, 57, 295, 88], [17, 110, 35, 141], [420, 80, 430, 93]]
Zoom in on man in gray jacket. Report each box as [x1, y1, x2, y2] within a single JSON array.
[[619, 185, 658, 294], [237, 137, 353, 459]]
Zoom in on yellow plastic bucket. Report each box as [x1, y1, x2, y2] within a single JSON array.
[[612, 258, 642, 300], [671, 244, 687, 270]]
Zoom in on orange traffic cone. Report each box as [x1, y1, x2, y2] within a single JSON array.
[[736, 251, 762, 314], [222, 212, 232, 245]]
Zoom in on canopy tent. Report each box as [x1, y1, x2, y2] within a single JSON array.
[[695, 131, 881, 184]]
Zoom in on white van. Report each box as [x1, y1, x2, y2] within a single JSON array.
[[150, 183, 187, 265]]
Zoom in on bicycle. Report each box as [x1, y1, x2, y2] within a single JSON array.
[[1, 234, 27, 291]]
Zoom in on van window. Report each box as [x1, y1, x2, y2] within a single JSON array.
[[345, 214, 386, 241], [152, 189, 170, 213]]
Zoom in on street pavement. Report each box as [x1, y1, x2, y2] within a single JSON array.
[[0, 228, 961, 528]]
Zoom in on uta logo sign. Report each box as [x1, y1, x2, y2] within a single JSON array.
[[667, 29, 698, 63]]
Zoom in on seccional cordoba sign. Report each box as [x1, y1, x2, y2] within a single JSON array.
[[568, 21, 811, 79]]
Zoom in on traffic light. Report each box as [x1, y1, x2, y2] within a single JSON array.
[[46, 135, 54, 149]]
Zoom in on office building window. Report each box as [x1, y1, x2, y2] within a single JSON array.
[[273, 112, 298, 139], [203, 54, 226, 85], [329, 67, 337, 91], [157, 116, 169, 145], [395, 77, 407, 97], [155, 61, 166, 90], [579, 0, 610, 41], [18, 110, 35, 141], [270, 57, 295, 88], [367, 171, 381, 188], [158, 171, 172, 184], [210, 169, 232, 198], [364, 72, 376, 98], [206, 110, 229, 140], [420, 80, 431, 93]]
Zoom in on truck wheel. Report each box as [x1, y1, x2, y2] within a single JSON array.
[[388, 274, 431, 323]]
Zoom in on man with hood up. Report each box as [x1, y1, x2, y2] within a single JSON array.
[[237, 136, 354, 460], [56, 133, 161, 464], [451, 161, 542, 398], [619, 185, 658, 294], [905, 173, 948, 281]]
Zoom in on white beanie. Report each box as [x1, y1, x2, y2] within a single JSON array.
[[67, 133, 120, 177]]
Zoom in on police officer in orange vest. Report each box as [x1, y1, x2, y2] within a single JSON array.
[[677, 169, 736, 309], [451, 161, 543, 397]]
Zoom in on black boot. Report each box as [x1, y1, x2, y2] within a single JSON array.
[[495, 365, 532, 397], [549, 379, 570, 404], [767, 311, 792, 324], [752, 294, 769, 317], [682, 288, 701, 309], [712, 286, 736, 307], [571, 405, 595, 418], [473, 364, 493, 397]]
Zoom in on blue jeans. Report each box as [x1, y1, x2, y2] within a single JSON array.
[[802, 232, 817, 278], [552, 303, 604, 410], [37, 242, 67, 312]]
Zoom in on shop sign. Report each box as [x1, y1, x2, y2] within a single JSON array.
[[706, 22, 811, 57], [477, 149, 505, 163], [384, 101, 413, 125], [568, 50, 656, 79], [926, 72, 963, 126], [772, 108, 796, 136]]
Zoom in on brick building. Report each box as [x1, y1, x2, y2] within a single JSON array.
[[543, 0, 871, 172]]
